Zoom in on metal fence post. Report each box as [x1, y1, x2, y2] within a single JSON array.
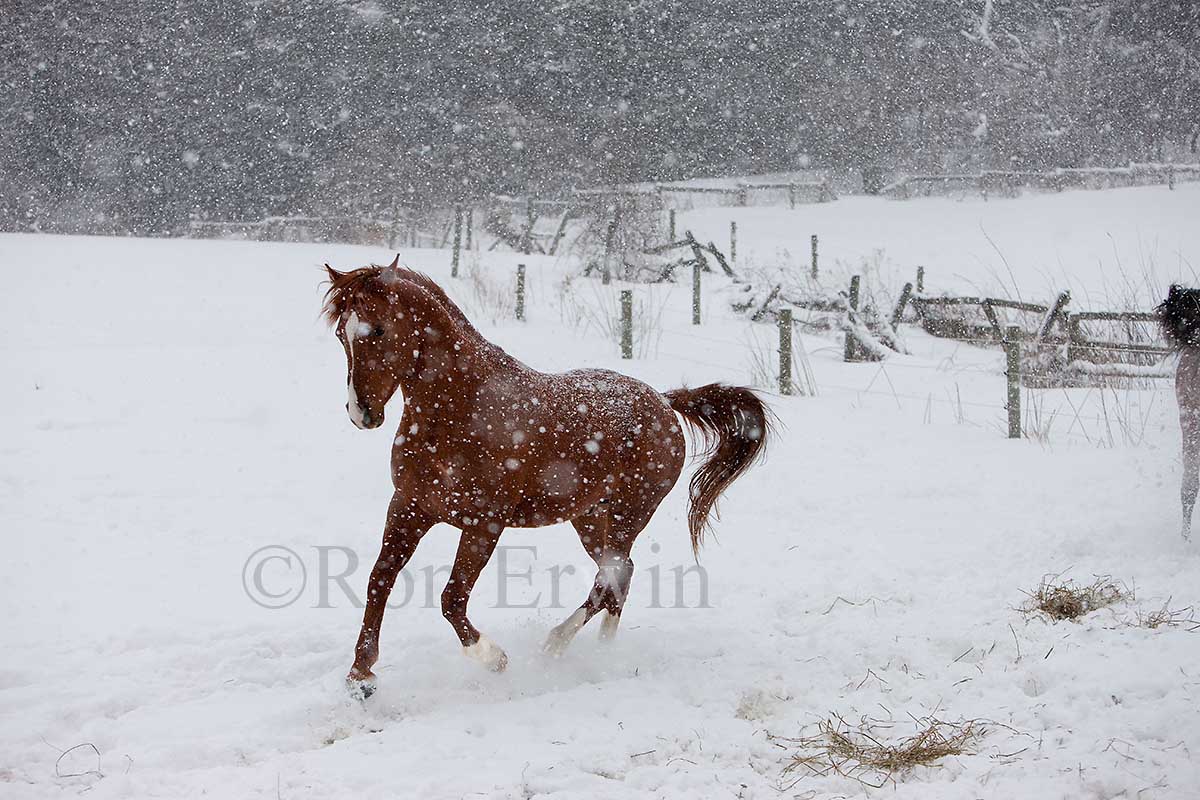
[[1005, 324, 1021, 439], [779, 308, 793, 395], [843, 274, 861, 362], [451, 204, 463, 277], [516, 263, 526, 321], [620, 290, 633, 359]]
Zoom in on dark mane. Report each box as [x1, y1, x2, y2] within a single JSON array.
[[322, 262, 493, 349], [1158, 284, 1200, 350]]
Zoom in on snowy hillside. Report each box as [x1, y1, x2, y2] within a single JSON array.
[[2, 185, 1199, 799]]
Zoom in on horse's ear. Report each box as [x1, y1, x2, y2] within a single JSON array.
[[386, 253, 400, 270], [325, 263, 343, 283]]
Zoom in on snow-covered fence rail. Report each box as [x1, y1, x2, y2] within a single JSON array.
[[186, 212, 463, 249], [653, 180, 834, 209], [885, 162, 1200, 199], [188, 215, 400, 246], [1065, 311, 1172, 370], [908, 294, 1058, 343], [576, 177, 834, 211], [485, 197, 577, 256], [905, 284, 1171, 381]]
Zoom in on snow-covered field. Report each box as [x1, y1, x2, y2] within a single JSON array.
[[3, 186, 1200, 799], [685, 181, 1200, 308]]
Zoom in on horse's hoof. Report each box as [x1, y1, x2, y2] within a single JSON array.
[[541, 635, 568, 659], [463, 634, 508, 672], [346, 674, 377, 700]]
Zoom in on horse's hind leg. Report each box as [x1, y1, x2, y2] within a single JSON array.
[[543, 508, 609, 656], [443, 522, 508, 671], [543, 505, 644, 656]]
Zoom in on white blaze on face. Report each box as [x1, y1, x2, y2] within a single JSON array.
[[345, 311, 369, 429]]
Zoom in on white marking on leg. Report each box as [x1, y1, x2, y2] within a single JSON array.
[[543, 606, 590, 657], [599, 609, 620, 641], [463, 633, 508, 672]]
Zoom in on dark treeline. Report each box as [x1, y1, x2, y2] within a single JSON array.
[[2, 0, 1197, 235]]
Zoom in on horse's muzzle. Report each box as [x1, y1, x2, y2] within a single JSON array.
[[347, 402, 383, 430]]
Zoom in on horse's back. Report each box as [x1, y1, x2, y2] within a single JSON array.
[[552, 368, 671, 415]]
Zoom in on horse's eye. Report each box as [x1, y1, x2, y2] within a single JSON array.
[[372, 326, 385, 338]]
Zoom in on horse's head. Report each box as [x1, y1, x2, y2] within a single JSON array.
[[324, 256, 426, 430]]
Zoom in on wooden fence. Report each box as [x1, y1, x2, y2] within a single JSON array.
[[896, 281, 1172, 382], [885, 162, 1200, 199]]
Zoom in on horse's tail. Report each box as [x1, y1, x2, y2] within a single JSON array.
[[1158, 284, 1200, 350], [664, 383, 771, 556]]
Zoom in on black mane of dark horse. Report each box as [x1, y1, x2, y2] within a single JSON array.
[[1158, 284, 1200, 349]]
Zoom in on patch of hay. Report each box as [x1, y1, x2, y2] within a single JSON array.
[[1135, 602, 1199, 631], [1023, 574, 1129, 621], [769, 715, 987, 789]]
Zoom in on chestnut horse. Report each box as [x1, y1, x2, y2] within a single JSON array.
[[1160, 284, 1200, 540], [323, 257, 770, 696]]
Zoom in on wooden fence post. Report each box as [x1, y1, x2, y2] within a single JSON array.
[[890, 281, 914, 328], [464, 207, 473, 250], [1066, 316, 1081, 364], [730, 221, 737, 267], [1168, 165, 1176, 191], [810, 234, 819, 279], [1038, 291, 1071, 339], [779, 308, 793, 396], [515, 263, 526, 321], [692, 260, 702, 325], [1005, 325, 1021, 439], [788, 182, 797, 209], [843, 274, 861, 362], [737, 186, 748, 206], [451, 204, 463, 277], [668, 208, 676, 241], [916, 266, 925, 294], [620, 290, 633, 359]]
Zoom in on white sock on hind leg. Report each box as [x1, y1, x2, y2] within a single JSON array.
[[543, 607, 590, 656], [599, 610, 620, 640]]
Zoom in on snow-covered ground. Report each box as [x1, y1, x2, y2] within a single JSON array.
[[3, 186, 1199, 799]]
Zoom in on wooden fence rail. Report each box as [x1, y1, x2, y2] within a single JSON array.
[[885, 162, 1200, 199]]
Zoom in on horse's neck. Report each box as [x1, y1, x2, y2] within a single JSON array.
[[395, 303, 514, 405]]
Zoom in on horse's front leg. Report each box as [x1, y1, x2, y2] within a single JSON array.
[[348, 492, 432, 696], [1182, 409, 1200, 540], [442, 522, 507, 671]]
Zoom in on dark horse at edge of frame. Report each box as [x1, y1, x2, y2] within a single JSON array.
[[1160, 284, 1200, 540], [323, 256, 772, 697]]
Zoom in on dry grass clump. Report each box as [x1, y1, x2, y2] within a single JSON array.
[[1135, 602, 1200, 631], [1022, 574, 1129, 621], [769, 715, 987, 789]]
